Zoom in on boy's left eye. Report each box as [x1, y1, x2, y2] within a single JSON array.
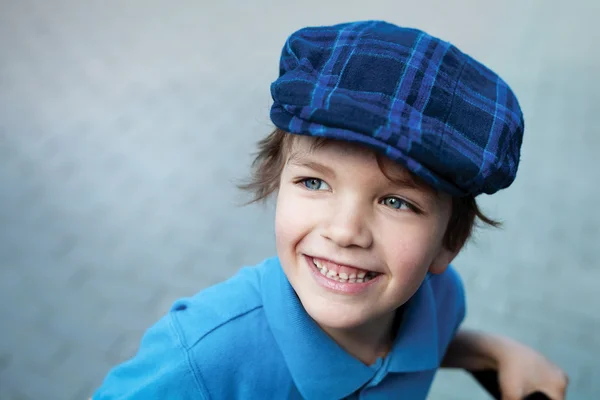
[[381, 196, 412, 210]]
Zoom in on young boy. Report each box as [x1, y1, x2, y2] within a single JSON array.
[[93, 21, 567, 399]]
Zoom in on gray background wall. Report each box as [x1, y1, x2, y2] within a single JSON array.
[[0, 0, 598, 398]]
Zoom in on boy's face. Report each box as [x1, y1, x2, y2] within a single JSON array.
[[275, 135, 456, 331]]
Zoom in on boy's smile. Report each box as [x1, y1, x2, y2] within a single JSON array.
[[305, 255, 383, 294], [275, 135, 458, 359]]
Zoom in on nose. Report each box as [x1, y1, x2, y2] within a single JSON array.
[[321, 199, 373, 249]]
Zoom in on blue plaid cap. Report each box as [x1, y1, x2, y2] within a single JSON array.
[[270, 21, 524, 197]]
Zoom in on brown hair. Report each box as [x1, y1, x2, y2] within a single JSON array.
[[239, 128, 500, 252]]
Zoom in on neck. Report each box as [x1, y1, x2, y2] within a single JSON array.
[[320, 310, 400, 365]]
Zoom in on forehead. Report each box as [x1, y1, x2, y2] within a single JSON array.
[[286, 135, 435, 193]]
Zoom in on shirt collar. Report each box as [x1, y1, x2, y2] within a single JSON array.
[[261, 257, 440, 399]]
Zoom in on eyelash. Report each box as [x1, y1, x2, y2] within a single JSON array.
[[296, 177, 421, 213]]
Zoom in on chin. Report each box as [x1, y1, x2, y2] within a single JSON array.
[[301, 299, 373, 330]]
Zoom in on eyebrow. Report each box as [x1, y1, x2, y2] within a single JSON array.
[[386, 174, 420, 190], [374, 156, 438, 195], [287, 149, 439, 198], [386, 173, 441, 200], [286, 152, 335, 177]]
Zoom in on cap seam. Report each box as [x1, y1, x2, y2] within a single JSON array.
[[437, 54, 468, 195], [442, 54, 468, 126]]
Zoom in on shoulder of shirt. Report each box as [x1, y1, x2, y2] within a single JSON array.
[[427, 264, 465, 296], [165, 257, 276, 351]]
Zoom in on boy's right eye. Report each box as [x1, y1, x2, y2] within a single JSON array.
[[300, 178, 331, 191]]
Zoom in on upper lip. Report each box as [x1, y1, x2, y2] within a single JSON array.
[[307, 255, 380, 274]]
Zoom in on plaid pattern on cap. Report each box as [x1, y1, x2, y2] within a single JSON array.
[[270, 21, 524, 196]]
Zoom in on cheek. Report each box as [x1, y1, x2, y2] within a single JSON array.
[[381, 224, 445, 273], [274, 189, 311, 251], [387, 241, 428, 272], [382, 237, 437, 302]]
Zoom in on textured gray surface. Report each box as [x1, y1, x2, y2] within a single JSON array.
[[0, 0, 598, 399]]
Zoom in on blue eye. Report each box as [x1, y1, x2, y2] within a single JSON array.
[[301, 178, 330, 191], [382, 196, 411, 210]]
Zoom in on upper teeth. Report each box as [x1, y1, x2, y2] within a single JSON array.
[[312, 258, 374, 283]]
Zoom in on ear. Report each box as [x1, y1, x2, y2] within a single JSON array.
[[428, 246, 460, 275]]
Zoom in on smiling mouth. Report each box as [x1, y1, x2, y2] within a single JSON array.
[[309, 257, 380, 283]]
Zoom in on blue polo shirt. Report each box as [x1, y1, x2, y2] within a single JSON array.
[[93, 257, 465, 399]]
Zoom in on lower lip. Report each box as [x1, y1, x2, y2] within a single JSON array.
[[304, 255, 381, 295]]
